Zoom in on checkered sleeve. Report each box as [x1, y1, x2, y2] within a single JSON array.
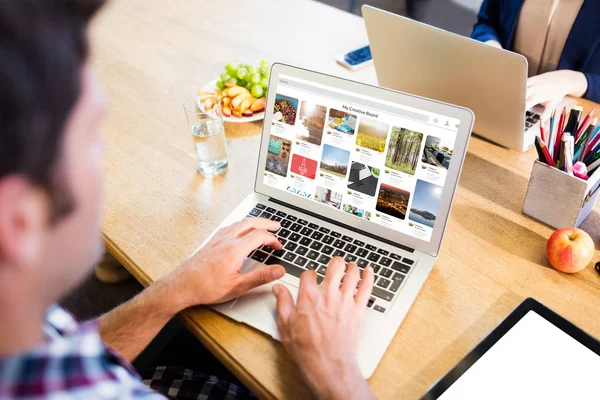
[[0, 306, 166, 399], [142, 366, 253, 400]]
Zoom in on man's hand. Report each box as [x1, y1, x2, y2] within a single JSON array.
[[170, 217, 286, 308], [273, 257, 376, 400], [526, 70, 588, 120], [99, 217, 285, 361]]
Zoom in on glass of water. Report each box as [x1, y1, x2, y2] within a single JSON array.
[[183, 94, 228, 177]]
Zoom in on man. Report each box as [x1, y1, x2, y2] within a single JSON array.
[[0, 1, 376, 399]]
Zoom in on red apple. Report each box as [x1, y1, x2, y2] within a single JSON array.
[[546, 228, 595, 273]]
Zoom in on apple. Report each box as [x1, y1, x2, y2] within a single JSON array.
[[546, 228, 595, 273], [250, 97, 266, 112]]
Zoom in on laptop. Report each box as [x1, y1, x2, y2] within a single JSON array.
[[362, 5, 575, 152], [201, 63, 473, 377]]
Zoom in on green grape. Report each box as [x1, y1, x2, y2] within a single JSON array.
[[247, 66, 257, 74], [250, 73, 261, 84], [237, 79, 247, 88], [228, 77, 238, 85], [225, 63, 237, 75], [215, 80, 225, 89], [259, 77, 269, 88], [237, 68, 248, 80], [260, 60, 270, 69], [260, 67, 270, 77], [251, 84, 264, 98], [263, 89, 268, 98], [245, 81, 253, 90], [220, 72, 231, 82]]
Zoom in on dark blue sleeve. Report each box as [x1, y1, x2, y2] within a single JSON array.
[[471, 0, 501, 43], [583, 73, 600, 103]]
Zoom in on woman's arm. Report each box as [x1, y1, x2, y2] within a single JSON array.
[[471, 0, 502, 44]]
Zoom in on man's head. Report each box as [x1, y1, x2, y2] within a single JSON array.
[[0, 0, 107, 309]]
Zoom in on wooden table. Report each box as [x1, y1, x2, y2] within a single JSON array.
[[91, 1, 600, 398]]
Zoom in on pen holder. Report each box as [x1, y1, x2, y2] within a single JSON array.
[[523, 160, 600, 229]]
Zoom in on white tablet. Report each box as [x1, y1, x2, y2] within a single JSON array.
[[423, 298, 600, 400]]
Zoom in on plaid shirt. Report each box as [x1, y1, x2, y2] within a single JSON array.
[[0, 306, 252, 399], [0, 305, 164, 399]]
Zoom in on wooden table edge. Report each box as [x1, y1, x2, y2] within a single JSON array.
[[103, 234, 277, 400]]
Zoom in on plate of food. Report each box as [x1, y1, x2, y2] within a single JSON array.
[[201, 60, 271, 123]]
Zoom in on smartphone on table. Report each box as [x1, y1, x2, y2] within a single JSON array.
[[336, 45, 372, 71]]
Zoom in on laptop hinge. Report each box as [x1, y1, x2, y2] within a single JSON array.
[[269, 198, 415, 253]]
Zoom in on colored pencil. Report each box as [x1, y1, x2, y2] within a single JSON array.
[[582, 121, 600, 159], [584, 147, 600, 166], [576, 117, 597, 163], [535, 136, 555, 167], [540, 124, 546, 143], [558, 133, 568, 170], [554, 107, 566, 160], [576, 108, 594, 142], [585, 131, 600, 159], [587, 157, 600, 175], [548, 109, 556, 157]]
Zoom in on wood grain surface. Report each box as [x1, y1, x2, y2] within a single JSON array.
[[91, 1, 600, 398]]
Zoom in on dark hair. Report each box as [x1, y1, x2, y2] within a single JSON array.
[[0, 0, 105, 222]]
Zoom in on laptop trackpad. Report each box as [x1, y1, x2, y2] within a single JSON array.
[[231, 281, 299, 341]]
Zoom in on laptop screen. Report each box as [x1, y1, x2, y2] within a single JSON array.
[[262, 74, 461, 243]]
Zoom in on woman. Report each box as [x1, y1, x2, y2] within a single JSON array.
[[471, 0, 600, 119]]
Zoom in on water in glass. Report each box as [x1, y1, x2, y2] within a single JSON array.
[[183, 94, 228, 177], [191, 119, 228, 176]]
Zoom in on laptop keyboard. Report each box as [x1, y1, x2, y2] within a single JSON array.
[[247, 203, 415, 313], [525, 110, 541, 130]]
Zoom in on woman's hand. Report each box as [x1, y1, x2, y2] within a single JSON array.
[[484, 39, 502, 49], [526, 70, 588, 120]]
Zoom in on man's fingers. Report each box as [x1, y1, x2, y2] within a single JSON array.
[[239, 264, 285, 293], [355, 266, 375, 307], [300, 269, 319, 288], [323, 257, 346, 291], [237, 229, 282, 257], [231, 217, 280, 238], [273, 283, 294, 328], [340, 262, 360, 295]]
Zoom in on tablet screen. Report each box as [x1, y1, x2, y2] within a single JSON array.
[[438, 310, 600, 399]]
